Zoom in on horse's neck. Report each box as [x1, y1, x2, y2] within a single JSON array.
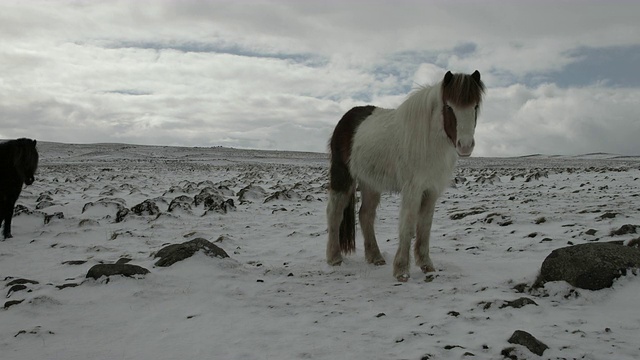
[[396, 83, 444, 154]]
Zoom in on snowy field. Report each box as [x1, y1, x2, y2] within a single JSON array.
[[2, 142, 640, 360]]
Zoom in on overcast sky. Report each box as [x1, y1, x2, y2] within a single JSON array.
[[1, 1, 639, 156]]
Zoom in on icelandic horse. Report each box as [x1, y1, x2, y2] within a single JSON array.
[[326, 71, 485, 281]]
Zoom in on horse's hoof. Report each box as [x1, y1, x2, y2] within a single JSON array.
[[327, 258, 343, 266], [396, 274, 410, 282], [373, 259, 386, 266], [421, 265, 435, 273]]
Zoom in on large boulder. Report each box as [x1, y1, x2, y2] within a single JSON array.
[[154, 238, 229, 267], [535, 242, 640, 290]]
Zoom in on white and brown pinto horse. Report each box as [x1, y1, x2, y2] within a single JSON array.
[[326, 70, 485, 282]]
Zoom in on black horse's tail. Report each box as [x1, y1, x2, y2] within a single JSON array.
[[339, 191, 356, 254]]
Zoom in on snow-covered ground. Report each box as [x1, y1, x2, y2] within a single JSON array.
[[2, 142, 639, 360]]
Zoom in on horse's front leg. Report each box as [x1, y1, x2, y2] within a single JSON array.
[[393, 191, 421, 281], [415, 191, 438, 273], [359, 184, 384, 265]]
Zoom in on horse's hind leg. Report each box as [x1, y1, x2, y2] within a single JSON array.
[[326, 186, 354, 265], [415, 190, 438, 273], [359, 184, 385, 265]]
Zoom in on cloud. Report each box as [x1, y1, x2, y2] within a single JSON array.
[[1, 1, 639, 156]]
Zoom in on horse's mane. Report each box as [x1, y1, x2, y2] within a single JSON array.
[[441, 72, 485, 107]]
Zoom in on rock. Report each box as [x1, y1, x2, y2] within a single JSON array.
[[264, 189, 301, 203], [507, 330, 548, 356], [44, 212, 64, 224], [4, 299, 24, 309], [535, 242, 640, 290], [154, 238, 230, 267], [130, 200, 160, 216], [499, 297, 538, 309], [204, 198, 235, 214], [86, 264, 150, 280], [237, 184, 267, 203], [610, 224, 638, 236], [168, 196, 194, 213], [6, 278, 39, 286], [115, 208, 130, 223], [194, 188, 224, 207]]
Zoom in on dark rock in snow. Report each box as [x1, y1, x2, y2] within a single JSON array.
[[535, 242, 640, 290], [507, 330, 548, 356], [44, 212, 64, 225], [154, 238, 230, 267], [499, 297, 538, 309], [86, 264, 150, 280], [130, 200, 160, 216], [237, 184, 268, 203], [4, 300, 24, 309], [204, 198, 235, 214], [610, 224, 638, 236], [6, 278, 39, 287], [115, 208, 130, 223]]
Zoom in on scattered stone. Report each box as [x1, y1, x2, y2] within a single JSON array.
[[599, 212, 618, 220], [507, 330, 548, 356], [6, 278, 39, 287], [116, 258, 132, 264], [56, 283, 80, 290], [168, 196, 194, 213], [264, 189, 301, 203], [610, 224, 638, 236], [154, 238, 230, 267], [534, 217, 546, 224], [450, 208, 486, 220], [447, 311, 460, 317], [4, 299, 24, 309], [204, 198, 236, 214], [499, 297, 538, 309], [115, 208, 130, 223], [131, 200, 160, 216], [78, 219, 100, 227], [512, 283, 528, 293], [237, 184, 268, 203], [44, 212, 64, 225], [62, 260, 87, 265], [86, 264, 150, 280], [375, 313, 386, 318], [585, 229, 598, 236], [535, 242, 640, 290]]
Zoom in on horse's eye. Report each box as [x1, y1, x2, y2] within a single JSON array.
[[445, 104, 452, 111]]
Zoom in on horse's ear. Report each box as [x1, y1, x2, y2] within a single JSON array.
[[443, 71, 453, 86], [471, 70, 481, 84], [32, 139, 37, 146]]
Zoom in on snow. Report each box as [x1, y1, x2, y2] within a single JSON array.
[[2, 142, 640, 360]]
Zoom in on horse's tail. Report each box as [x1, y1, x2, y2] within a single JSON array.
[[339, 191, 356, 254]]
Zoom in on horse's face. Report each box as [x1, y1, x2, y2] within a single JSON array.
[[21, 139, 39, 186], [443, 102, 479, 157], [441, 70, 484, 157]]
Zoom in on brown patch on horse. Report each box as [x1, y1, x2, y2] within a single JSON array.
[[339, 193, 357, 254], [441, 70, 484, 144], [442, 105, 457, 145], [329, 105, 376, 192]]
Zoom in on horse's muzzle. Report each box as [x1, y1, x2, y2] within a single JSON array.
[[456, 139, 475, 157]]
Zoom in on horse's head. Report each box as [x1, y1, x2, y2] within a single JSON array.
[[16, 138, 39, 185], [441, 70, 485, 157]]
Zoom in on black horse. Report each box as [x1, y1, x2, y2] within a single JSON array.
[[0, 138, 39, 239]]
